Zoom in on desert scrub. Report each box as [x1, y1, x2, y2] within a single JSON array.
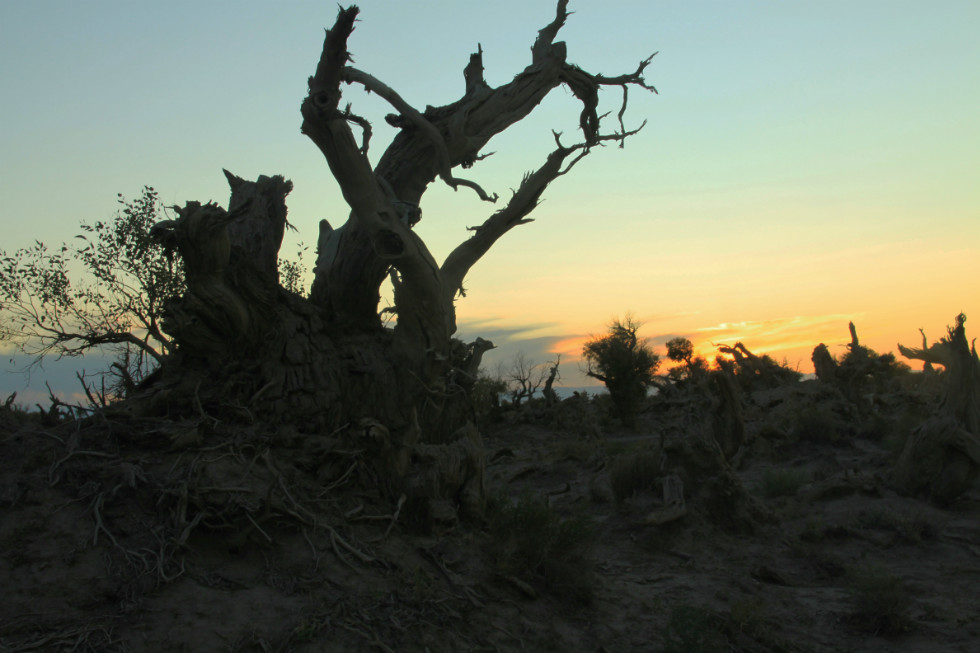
[[549, 391, 602, 437], [857, 411, 893, 441], [846, 562, 913, 635], [854, 507, 943, 544], [609, 450, 662, 505], [486, 493, 595, 602], [469, 372, 507, 423], [661, 604, 728, 653], [756, 467, 808, 498], [793, 405, 842, 442]]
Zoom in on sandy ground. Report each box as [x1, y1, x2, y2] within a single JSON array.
[[1, 380, 978, 652]]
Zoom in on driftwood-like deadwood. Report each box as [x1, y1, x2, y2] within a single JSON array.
[[894, 314, 980, 503], [811, 322, 907, 407], [715, 342, 800, 390], [135, 3, 655, 520], [151, 1, 653, 410], [301, 2, 654, 357]]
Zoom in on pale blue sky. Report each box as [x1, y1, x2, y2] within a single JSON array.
[[2, 1, 978, 402]]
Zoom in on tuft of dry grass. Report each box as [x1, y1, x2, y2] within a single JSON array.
[[485, 494, 595, 603], [854, 507, 944, 544], [846, 562, 913, 636], [609, 450, 661, 505], [756, 467, 808, 499], [661, 604, 728, 653], [793, 405, 843, 442]]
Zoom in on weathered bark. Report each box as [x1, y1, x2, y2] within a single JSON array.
[[134, 2, 654, 521], [894, 313, 980, 503], [303, 3, 653, 355]]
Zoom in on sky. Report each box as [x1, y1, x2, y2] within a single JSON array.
[[1, 0, 978, 404]]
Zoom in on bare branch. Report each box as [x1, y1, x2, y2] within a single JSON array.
[[532, 0, 572, 63], [441, 118, 645, 301], [343, 67, 498, 203], [441, 142, 573, 298], [594, 52, 659, 93], [341, 104, 372, 154], [463, 43, 489, 95]]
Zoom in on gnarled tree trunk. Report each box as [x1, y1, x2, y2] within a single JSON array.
[[128, 2, 655, 518]]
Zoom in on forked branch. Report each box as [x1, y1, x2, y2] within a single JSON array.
[[343, 68, 497, 203], [440, 123, 644, 299]]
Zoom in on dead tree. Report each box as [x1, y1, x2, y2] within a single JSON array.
[[507, 352, 548, 407], [127, 3, 656, 515], [715, 342, 800, 390], [542, 355, 562, 406], [894, 313, 980, 503], [812, 322, 909, 408]]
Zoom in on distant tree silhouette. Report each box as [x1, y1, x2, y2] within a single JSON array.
[[665, 337, 693, 364], [506, 352, 548, 406], [542, 355, 562, 406], [714, 341, 801, 391], [583, 315, 660, 427], [0, 187, 182, 397], [665, 336, 709, 384]]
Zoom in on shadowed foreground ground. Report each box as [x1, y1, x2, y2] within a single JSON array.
[[1, 379, 978, 652]]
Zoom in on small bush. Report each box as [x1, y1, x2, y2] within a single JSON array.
[[727, 597, 770, 640], [793, 406, 842, 442], [469, 372, 507, 423], [609, 450, 662, 505], [661, 604, 728, 653], [857, 412, 892, 441], [847, 562, 913, 635], [549, 391, 601, 437], [1, 392, 38, 427], [855, 508, 943, 544], [756, 467, 808, 498], [486, 494, 595, 603]]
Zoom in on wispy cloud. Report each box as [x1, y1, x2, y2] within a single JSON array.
[[455, 318, 562, 345], [691, 314, 857, 359]]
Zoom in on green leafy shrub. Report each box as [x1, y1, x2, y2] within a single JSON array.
[[0, 187, 182, 397]]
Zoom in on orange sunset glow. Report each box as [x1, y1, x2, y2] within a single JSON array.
[[2, 0, 978, 400]]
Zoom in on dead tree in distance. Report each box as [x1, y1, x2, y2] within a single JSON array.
[[894, 313, 980, 503]]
